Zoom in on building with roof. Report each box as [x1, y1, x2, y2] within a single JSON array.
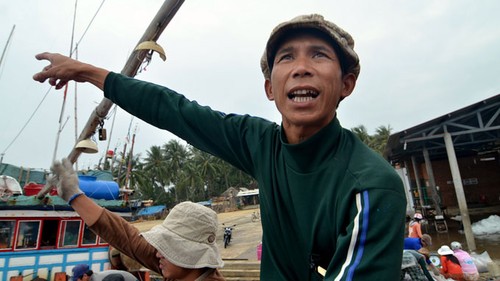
[[384, 93, 500, 250]]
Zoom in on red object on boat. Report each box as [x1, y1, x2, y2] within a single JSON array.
[[106, 150, 114, 158], [23, 183, 58, 196]]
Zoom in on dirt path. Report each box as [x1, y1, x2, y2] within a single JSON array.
[[217, 208, 262, 261]]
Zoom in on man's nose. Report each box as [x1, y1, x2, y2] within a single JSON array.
[[292, 56, 313, 78]]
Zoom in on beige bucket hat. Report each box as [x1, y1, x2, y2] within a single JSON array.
[[141, 201, 224, 269], [260, 14, 360, 80]]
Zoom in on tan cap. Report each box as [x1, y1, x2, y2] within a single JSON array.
[[260, 14, 360, 80]]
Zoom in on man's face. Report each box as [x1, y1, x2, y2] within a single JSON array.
[[265, 33, 355, 142], [156, 251, 191, 279]]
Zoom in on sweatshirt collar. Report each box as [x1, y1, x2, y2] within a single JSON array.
[[280, 117, 343, 172]]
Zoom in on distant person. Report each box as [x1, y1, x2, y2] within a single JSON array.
[[415, 247, 440, 276], [71, 264, 137, 281], [35, 13, 407, 280], [408, 213, 424, 238], [404, 234, 432, 251], [450, 241, 479, 281], [400, 250, 434, 281], [438, 245, 464, 281], [51, 159, 225, 281]]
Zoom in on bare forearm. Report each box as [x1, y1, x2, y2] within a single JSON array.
[[78, 63, 109, 90]]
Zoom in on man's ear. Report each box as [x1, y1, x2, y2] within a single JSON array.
[[339, 73, 356, 102], [264, 79, 274, 101]]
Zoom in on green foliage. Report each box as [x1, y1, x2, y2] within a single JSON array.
[[112, 139, 255, 205], [351, 124, 393, 155]]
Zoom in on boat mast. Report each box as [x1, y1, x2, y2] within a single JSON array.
[[52, 0, 78, 164], [124, 125, 138, 189], [0, 25, 16, 165], [0, 25, 15, 71]]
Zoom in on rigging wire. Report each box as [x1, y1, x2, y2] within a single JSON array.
[[71, 0, 106, 56], [0, 25, 16, 82], [1, 87, 53, 155], [0, 0, 107, 160], [52, 0, 78, 163]]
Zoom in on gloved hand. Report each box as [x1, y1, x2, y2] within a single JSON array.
[[50, 158, 83, 203]]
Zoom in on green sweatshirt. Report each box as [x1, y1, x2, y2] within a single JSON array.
[[104, 72, 407, 281]]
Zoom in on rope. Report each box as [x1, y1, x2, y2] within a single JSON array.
[[1, 0, 107, 158], [1, 87, 53, 155]]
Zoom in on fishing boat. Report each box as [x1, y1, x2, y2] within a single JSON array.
[[0, 174, 138, 281]]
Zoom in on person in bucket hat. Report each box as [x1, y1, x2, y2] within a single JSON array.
[[50, 159, 224, 281], [36, 12, 406, 280]]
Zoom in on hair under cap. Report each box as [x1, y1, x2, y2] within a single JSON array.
[[421, 234, 432, 247], [260, 14, 360, 80], [141, 201, 224, 269]]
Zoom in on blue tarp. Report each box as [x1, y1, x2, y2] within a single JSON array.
[[137, 205, 166, 216], [197, 200, 212, 206]]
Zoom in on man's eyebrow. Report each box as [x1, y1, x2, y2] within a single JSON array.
[[275, 46, 294, 57], [310, 44, 335, 53], [276, 44, 334, 56]]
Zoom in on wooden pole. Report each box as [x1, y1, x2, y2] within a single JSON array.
[[37, 0, 185, 199], [68, 0, 184, 164]]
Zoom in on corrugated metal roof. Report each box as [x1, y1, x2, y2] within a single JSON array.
[[385, 94, 500, 163]]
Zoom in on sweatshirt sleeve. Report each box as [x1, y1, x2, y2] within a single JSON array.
[[89, 209, 161, 274], [103, 72, 276, 177], [326, 188, 406, 280]]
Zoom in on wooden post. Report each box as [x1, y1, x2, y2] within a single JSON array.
[[444, 131, 476, 251], [423, 147, 442, 216], [36, 0, 185, 199]]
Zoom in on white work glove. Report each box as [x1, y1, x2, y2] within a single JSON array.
[[50, 158, 84, 203]]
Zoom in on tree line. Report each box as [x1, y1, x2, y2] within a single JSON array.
[[105, 125, 392, 206]]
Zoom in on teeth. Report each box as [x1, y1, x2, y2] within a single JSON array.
[[288, 89, 318, 102], [293, 96, 314, 102], [290, 89, 316, 96]]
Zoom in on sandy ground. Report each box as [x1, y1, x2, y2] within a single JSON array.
[[216, 207, 263, 261], [131, 207, 263, 261]]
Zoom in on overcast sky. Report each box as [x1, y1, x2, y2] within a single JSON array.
[[1, 0, 500, 170]]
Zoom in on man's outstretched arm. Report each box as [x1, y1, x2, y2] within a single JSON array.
[[33, 52, 109, 90]]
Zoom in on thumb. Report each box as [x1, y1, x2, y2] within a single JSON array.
[[51, 159, 63, 175]]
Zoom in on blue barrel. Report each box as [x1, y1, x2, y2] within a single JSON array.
[[78, 175, 119, 200]]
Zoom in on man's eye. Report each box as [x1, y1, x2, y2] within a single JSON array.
[[277, 54, 293, 62], [313, 52, 328, 58]]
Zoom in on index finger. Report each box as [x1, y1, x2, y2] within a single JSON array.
[[35, 52, 53, 61]]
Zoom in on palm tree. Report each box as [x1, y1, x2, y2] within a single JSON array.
[[351, 125, 372, 145], [372, 125, 392, 155], [351, 124, 392, 155], [141, 145, 173, 205], [162, 139, 190, 203], [178, 161, 204, 202], [190, 147, 220, 198]]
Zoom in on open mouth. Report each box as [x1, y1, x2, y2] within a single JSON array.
[[288, 89, 319, 102]]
